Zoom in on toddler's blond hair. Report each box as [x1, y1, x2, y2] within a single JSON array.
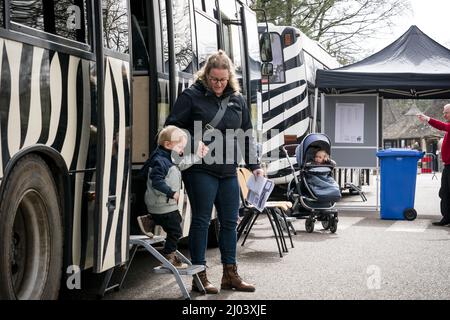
[[157, 125, 187, 146]]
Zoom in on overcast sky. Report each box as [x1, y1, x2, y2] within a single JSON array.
[[364, 0, 450, 54]]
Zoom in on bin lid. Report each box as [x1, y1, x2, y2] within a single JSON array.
[[376, 148, 425, 158]]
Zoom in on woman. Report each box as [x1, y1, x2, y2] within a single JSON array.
[[165, 50, 263, 293]]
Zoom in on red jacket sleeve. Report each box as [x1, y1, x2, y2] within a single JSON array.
[[429, 118, 450, 132]]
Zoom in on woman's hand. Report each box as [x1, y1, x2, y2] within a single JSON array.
[[253, 168, 265, 178]]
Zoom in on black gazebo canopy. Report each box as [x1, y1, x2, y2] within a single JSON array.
[[316, 26, 450, 99]]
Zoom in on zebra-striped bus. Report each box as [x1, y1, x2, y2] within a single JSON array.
[[0, 0, 264, 300]]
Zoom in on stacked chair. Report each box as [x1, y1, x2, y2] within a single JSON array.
[[236, 167, 295, 257]]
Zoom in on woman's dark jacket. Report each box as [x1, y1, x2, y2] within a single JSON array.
[[165, 80, 260, 178]]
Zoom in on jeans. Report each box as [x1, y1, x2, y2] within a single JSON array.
[[183, 172, 240, 265], [439, 166, 450, 222], [150, 210, 182, 254]]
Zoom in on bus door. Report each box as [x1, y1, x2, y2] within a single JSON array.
[[93, 0, 131, 273], [127, 0, 157, 232]]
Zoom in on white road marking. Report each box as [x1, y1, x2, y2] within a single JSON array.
[[386, 219, 431, 233]]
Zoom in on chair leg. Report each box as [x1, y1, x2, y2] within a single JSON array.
[[241, 211, 260, 246], [276, 208, 294, 249], [271, 208, 288, 253], [237, 211, 253, 241], [264, 208, 283, 258], [289, 221, 297, 236]]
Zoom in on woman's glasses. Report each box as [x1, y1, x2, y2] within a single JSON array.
[[208, 77, 229, 85]]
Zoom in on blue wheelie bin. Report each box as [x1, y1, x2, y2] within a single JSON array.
[[376, 149, 425, 220]]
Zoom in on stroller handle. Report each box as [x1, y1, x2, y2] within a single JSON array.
[[281, 145, 301, 185], [280, 144, 300, 156]]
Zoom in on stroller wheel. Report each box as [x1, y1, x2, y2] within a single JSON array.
[[305, 219, 315, 233], [329, 217, 338, 233], [321, 219, 330, 230]]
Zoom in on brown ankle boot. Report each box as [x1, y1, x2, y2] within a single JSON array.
[[221, 264, 255, 292], [162, 252, 188, 269], [192, 270, 218, 294]]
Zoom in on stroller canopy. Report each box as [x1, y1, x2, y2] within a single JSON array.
[[296, 133, 331, 166]]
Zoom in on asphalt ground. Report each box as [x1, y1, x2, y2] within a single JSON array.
[[101, 173, 449, 300]]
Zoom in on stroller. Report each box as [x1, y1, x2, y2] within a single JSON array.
[[282, 133, 341, 233]]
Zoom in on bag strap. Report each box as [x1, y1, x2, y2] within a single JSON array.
[[205, 96, 230, 131]]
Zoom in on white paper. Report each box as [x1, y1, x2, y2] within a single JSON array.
[[246, 175, 275, 212], [335, 103, 365, 144]]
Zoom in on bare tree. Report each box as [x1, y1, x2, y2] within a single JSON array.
[[102, 0, 129, 53], [252, 0, 411, 64]]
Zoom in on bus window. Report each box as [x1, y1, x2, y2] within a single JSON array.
[[102, 0, 129, 53], [130, 0, 149, 72], [202, 0, 216, 17], [54, 0, 88, 43], [10, 0, 89, 43], [173, 0, 194, 74], [0, 1, 3, 27], [193, 0, 203, 11], [195, 13, 218, 68], [222, 22, 231, 57], [220, 0, 238, 19], [244, 8, 261, 67], [269, 33, 285, 83], [160, 0, 169, 73], [10, 1, 45, 32], [220, 4, 243, 79], [131, 14, 149, 72]]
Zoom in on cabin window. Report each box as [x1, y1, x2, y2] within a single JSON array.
[[269, 33, 285, 83]]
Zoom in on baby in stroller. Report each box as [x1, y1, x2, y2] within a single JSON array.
[[282, 133, 341, 233]]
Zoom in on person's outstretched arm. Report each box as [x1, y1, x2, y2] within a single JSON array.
[[418, 114, 450, 132]]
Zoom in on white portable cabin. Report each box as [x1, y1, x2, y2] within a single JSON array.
[[258, 23, 340, 185]]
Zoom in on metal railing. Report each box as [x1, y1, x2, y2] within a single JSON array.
[[421, 153, 438, 180]]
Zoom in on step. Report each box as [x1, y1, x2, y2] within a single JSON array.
[[153, 264, 205, 275], [130, 235, 165, 246], [282, 216, 297, 222]]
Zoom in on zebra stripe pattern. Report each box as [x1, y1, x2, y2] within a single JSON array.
[[261, 31, 310, 184], [0, 38, 130, 272], [97, 57, 130, 273]]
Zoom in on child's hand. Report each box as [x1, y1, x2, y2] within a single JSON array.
[[173, 192, 180, 202], [196, 141, 209, 158]]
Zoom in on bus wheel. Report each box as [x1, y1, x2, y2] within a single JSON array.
[[0, 155, 63, 300]]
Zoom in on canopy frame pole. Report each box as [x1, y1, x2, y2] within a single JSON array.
[[312, 88, 319, 133]]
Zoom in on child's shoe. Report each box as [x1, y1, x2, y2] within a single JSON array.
[[137, 214, 155, 238], [163, 252, 188, 269]]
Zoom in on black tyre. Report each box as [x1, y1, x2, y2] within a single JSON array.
[[0, 155, 63, 300], [329, 217, 338, 234], [321, 217, 330, 230], [207, 218, 220, 248], [403, 208, 417, 221], [305, 219, 314, 233]]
